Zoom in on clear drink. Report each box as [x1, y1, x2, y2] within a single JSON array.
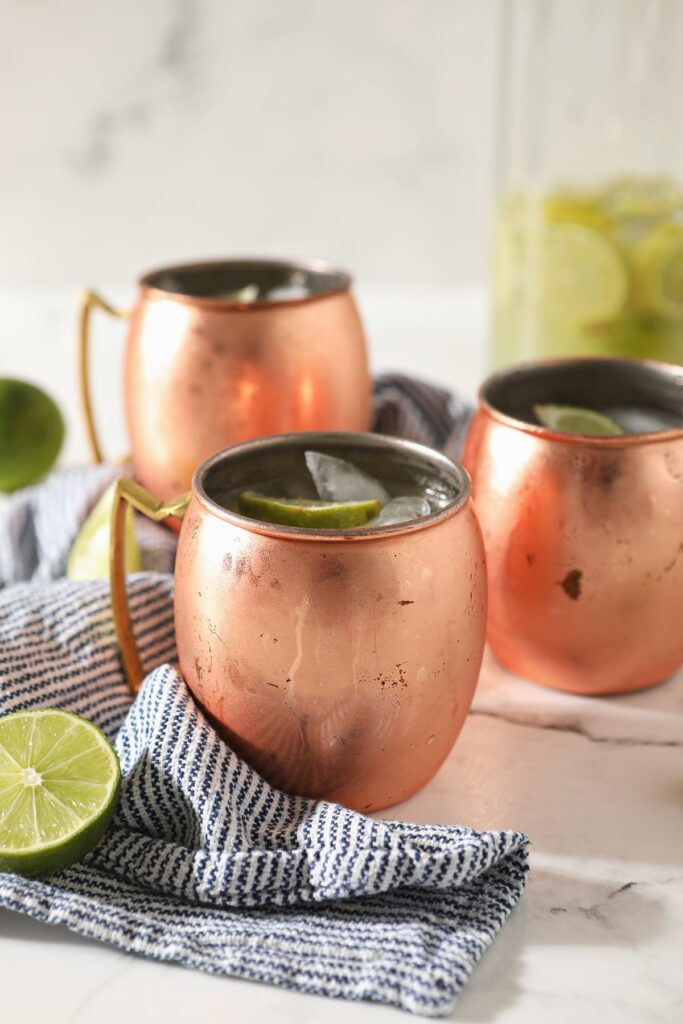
[[532, 400, 683, 436], [215, 449, 452, 530]]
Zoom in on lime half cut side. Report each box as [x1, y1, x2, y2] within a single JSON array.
[[540, 223, 629, 326], [0, 708, 121, 876], [238, 491, 381, 529], [534, 404, 625, 437], [67, 481, 141, 581]]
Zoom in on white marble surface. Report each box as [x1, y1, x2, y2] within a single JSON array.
[[0, 0, 499, 287], [1, 287, 682, 1022]]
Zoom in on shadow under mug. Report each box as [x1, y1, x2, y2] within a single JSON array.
[[109, 432, 487, 812], [80, 257, 371, 505], [462, 357, 683, 695]]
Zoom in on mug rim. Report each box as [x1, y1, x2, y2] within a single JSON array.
[[138, 256, 353, 311], [191, 431, 472, 541], [478, 356, 683, 447]]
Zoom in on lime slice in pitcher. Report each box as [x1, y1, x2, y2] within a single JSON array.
[[238, 491, 381, 529], [635, 223, 683, 320], [534, 404, 625, 437], [540, 224, 629, 325], [0, 379, 65, 493], [67, 481, 141, 580], [0, 708, 120, 876]]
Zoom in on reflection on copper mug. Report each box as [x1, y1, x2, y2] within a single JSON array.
[[463, 358, 683, 695], [109, 432, 487, 812], [80, 258, 371, 502]]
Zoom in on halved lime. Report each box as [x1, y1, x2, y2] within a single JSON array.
[[534, 404, 625, 437], [0, 708, 120, 876], [540, 224, 629, 325], [0, 379, 65, 493], [67, 481, 141, 581], [238, 491, 381, 528]]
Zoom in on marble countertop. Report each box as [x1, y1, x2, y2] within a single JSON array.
[[1, 286, 681, 1023]]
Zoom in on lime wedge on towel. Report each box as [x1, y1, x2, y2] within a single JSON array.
[[67, 481, 141, 580], [238, 491, 381, 529], [0, 708, 120, 876], [534, 404, 625, 437]]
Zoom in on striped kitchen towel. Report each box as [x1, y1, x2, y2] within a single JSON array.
[[0, 376, 528, 1017]]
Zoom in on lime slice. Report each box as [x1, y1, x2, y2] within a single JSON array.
[[543, 193, 609, 232], [534, 404, 625, 437], [0, 708, 120, 876], [67, 481, 141, 581], [0, 379, 65, 493], [635, 223, 683, 320], [603, 176, 683, 220], [540, 224, 629, 325], [219, 284, 259, 302], [238, 491, 381, 529]]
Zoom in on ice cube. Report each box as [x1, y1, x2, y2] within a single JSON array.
[[305, 451, 390, 503], [604, 406, 682, 434], [369, 496, 431, 526]]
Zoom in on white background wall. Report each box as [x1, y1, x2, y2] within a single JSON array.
[[1, 0, 500, 289]]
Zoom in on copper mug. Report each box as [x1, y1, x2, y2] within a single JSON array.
[[80, 258, 371, 503], [109, 432, 487, 812], [463, 357, 683, 695]]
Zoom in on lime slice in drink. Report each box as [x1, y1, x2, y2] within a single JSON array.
[[540, 224, 629, 325], [635, 223, 683, 320], [0, 379, 65, 493], [219, 284, 259, 302], [534, 404, 625, 437], [238, 491, 381, 529], [67, 481, 141, 581], [0, 708, 120, 876]]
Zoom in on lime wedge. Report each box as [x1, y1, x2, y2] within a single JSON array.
[[238, 491, 381, 529], [0, 708, 120, 876], [0, 379, 65, 493], [534, 404, 625, 437], [219, 284, 259, 302], [540, 224, 629, 325], [67, 481, 141, 581]]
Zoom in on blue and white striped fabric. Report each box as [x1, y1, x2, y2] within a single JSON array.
[[0, 377, 528, 1017]]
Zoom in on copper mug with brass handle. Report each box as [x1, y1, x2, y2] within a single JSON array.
[[109, 432, 488, 812], [81, 258, 371, 506]]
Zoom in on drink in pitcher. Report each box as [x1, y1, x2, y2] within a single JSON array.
[[493, 176, 683, 368]]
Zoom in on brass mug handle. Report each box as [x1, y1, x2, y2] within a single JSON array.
[[110, 477, 191, 694], [78, 290, 133, 463]]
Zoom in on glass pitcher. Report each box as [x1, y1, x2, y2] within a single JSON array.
[[492, 0, 683, 368]]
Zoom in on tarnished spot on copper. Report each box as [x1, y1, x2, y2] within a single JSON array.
[[559, 569, 583, 600]]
